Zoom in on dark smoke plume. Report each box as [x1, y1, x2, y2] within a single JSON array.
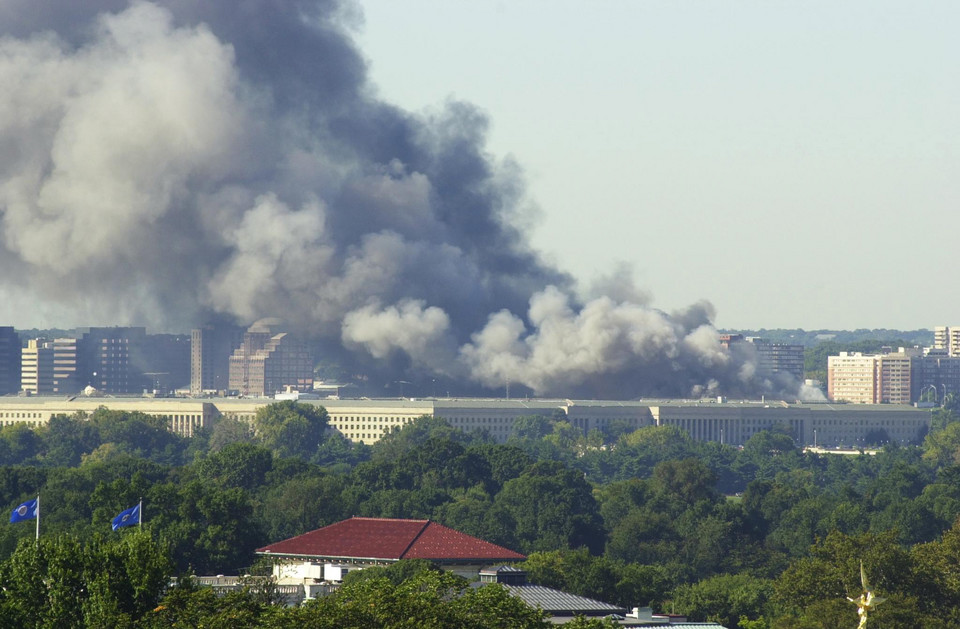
[[0, 0, 790, 399]]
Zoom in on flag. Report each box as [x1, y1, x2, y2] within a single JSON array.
[[10, 498, 38, 523], [111, 503, 140, 531]]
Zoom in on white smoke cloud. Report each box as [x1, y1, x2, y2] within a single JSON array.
[[342, 299, 456, 373], [459, 286, 741, 396], [0, 0, 790, 399]]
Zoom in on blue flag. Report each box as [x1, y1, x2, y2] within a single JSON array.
[[111, 504, 140, 531], [10, 498, 38, 523]]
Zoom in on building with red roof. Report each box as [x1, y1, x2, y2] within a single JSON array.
[[257, 517, 526, 584]]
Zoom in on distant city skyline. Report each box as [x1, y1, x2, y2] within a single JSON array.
[[358, 1, 959, 330]]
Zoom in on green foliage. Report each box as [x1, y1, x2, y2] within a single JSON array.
[[923, 421, 960, 467], [256, 473, 347, 542], [312, 432, 371, 469], [207, 416, 255, 452], [772, 530, 914, 621], [0, 410, 193, 468], [340, 558, 440, 586], [724, 329, 931, 349], [372, 415, 467, 461], [739, 616, 769, 629], [0, 531, 171, 628], [284, 569, 550, 629], [522, 548, 673, 609], [6, 394, 960, 624], [669, 573, 774, 627], [138, 577, 281, 629], [198, 442, 273, 490], [509, 415, 555, 440], [494, 460, 603, 553], [0, 425, 41, 465], [253, 402, 329, 460]]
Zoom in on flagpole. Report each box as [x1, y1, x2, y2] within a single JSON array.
[[35, 494, 39, 541], [139, 497, 143, 530]]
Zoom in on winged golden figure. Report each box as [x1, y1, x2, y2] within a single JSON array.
[[847, 561, 885, 629]]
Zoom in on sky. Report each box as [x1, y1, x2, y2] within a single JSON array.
[[356, 1, 959, 331]]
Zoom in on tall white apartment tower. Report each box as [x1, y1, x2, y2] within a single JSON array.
[[934, 326, 960, 357], [828, 352, 879, 404], [21, 340, 54, 394]]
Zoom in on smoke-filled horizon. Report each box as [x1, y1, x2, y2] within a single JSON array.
[[0, 0, 803, 399]]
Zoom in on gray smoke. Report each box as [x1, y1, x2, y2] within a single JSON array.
[[0, 0, 783, 398]]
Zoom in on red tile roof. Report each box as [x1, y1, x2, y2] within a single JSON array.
[[256, 517, 526, 562]]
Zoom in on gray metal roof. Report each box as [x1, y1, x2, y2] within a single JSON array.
[[501, 584, 627, 615], [481, 565, 524, 573]]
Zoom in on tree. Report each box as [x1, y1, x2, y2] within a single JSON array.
[[89, 409, 188, 465], [911, 518, 960, 621], [371, 415, 464, 462], [522, 549, 672, 609], [494, 461, 603, 553], [0, 531, 171, 627], [198, 442, 273, 491], [771, 530, 915, 625], [669, 573, 774, 628], [0, 424, 41, 465], [609, 425, 699, 479], [253, 402, 329, 460], [509, 415, 555, 441], [468, 443, 534, 491], [37, 415, 96, 467], [341, 558, 441, 587], [650, 458, 719, 510], [923, 421, 960, 467], [138, 577, 279, 629], [286, 569, 550, 629], [257, 474, 348, 542], [208, 416, 255, 452], [313, 432, 371, 469]]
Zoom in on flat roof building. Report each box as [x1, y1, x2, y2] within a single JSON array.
[[0, 395, 931, 447]]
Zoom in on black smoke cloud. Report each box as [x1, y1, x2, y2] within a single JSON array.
[[0, 0, 789, 399]]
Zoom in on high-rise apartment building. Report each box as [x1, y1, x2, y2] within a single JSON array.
[[877, 350, 918, 404], [828, 352, 880, 404], [191, 324, 244, 395], [829, 348, 928, 405], [0, 327, 22, 395], [21, 340, 54, 394], [934, 326, 960, 357], [228, 320, 313, 397]]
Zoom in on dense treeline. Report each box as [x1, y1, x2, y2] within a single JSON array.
[[803, 338, 912, 381], [1, 402, 960, 627], [721, 328, 932, 348]]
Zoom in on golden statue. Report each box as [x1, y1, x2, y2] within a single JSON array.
[[847, 561, 885, 629]]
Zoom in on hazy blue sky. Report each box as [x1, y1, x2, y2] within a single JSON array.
[[358, 1, 958, 330]]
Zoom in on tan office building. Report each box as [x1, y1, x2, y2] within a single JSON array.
[[228, 321, 313, 397]]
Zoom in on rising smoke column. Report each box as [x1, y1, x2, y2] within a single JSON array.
[[0, 0, 774, 398]]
